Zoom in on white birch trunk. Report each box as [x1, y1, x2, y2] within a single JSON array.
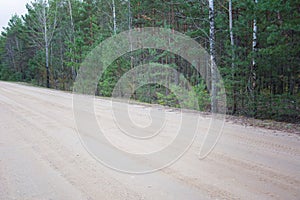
[[67, 0, 75, 33], [209, 0, 217, 113], [128, 0, 133, 68], [67, 0, 76, 80], [252, 0, 258, 69], [250, 0, 258, 98], [229, 0, 237, 113], [250, 0, 258, 114], [31, 0, 57, 88], [42, 0, 50, 88], [229, 0, 234, 67], [112, 0, 117, 35], [128, 0, 131, 31]]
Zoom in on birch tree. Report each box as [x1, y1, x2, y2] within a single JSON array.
[[250, 0, 258, 114], [229, 0, 234, 67], [112, 0, 117, 35], [229, 0, 236, 113], [67, 0, 76, 80], [24, 0, 58, 88], [209, 0, 217, 113]]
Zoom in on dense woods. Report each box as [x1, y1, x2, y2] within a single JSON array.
[[0, 0, 299, 122]]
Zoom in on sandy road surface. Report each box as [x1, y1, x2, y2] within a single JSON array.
[[0, 81, 299, 200]]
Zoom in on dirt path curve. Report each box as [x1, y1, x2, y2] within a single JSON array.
[[0, 81, 299, 200]]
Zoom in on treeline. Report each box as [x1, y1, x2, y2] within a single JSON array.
[[0, 0, 299, 122]]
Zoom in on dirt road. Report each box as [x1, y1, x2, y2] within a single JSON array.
[[0, 81, 299, 200]]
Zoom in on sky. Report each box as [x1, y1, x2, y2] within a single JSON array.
[[0, 0, 31, 32]]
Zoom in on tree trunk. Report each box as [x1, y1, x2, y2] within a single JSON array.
[[67, 0, 76, 81], [250, 0, 258, 115], [229, 0, 237, 114], [209, 0, 217, 113], [43, 1, 50, 88], [112, 0, 117, 35]]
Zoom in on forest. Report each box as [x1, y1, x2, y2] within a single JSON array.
[[0, 0, 299, 123]]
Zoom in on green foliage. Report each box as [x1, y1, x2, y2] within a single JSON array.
[[0, 0, 299, 122], [156, 82, 210, 111]]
